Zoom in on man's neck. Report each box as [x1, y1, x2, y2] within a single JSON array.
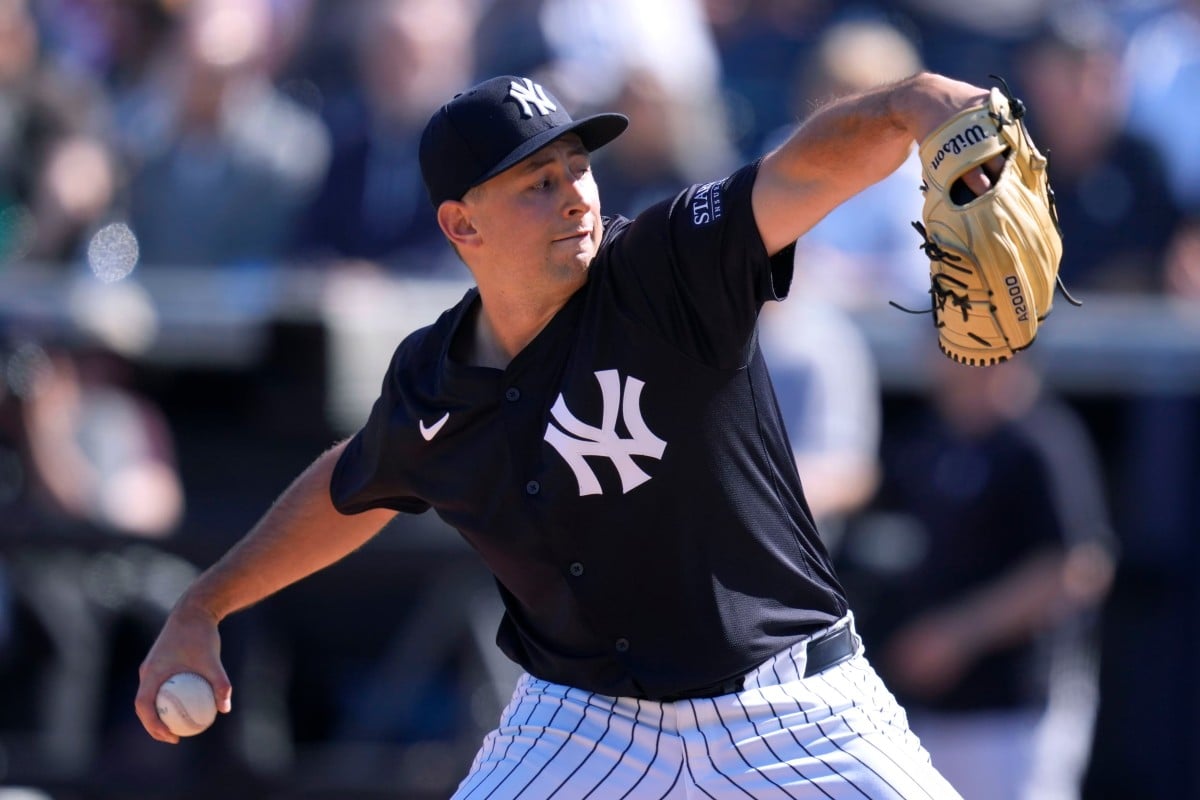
[[467, 281, 581, 369]]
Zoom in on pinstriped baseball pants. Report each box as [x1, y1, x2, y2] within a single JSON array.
[[452, 616, 962, 799]]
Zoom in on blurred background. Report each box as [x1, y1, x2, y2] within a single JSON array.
[[0, 0, 1196, 798]]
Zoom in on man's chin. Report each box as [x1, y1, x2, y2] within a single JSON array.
[[547, 250, 595, 283]]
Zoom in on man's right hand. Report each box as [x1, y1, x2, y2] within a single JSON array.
[[134, 599, 232, 744]]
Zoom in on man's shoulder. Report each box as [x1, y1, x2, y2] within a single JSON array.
[[599, 214, 634, 250], [601, 162, 763, 239]]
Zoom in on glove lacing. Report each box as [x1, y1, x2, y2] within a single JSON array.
[[890, 221, 974, 328]]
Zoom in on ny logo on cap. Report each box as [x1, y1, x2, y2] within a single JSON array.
[[508, 78, 557, 118]]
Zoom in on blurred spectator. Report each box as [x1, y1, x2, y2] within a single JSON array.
[[1016, 5, 1181, 294], [291, 0, 479, 274], [18, 340, 181, 538], [594, 66, 736, 218], [474, 0, 552, 78], [703, 0, 842, 158], [759, 298, 882, 551], [1084, 18, 1200, 779], [0, 302, 195, 783], [123, 0, 330, 268], [32, 0, 177, 84], [841, 357, 1115, 800], [894, 0, 1044, 85], [0, 279, 181, 538], [0, 0, 112, 266], [24, 133, 120, 265], [538, 0, 737, 182], [1121, 0, 1200, 215], [1085, 374, 1200, 800], [899, 0, 1046, 37], [775, 16, 932, 310], [257, 0, 319, 82], [540, 0, 723, 107], [1165, 216, 1200, 298]]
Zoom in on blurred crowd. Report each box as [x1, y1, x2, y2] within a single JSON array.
[[0, 0, 1193, 288], [0, 0, 1198, 798]]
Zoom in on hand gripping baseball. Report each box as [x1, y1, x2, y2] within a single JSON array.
[[134, 603, 232, 744]]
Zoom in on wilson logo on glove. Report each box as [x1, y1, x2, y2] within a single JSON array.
[[927, 123, 994, 173]]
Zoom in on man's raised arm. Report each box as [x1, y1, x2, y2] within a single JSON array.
[[752, 71, 990, 256]]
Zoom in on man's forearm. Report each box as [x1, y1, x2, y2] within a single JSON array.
[[777, 78, 915, 188], [178, 440, 398, 623], [753, 72, 989, 254], [938, 549, 1074, 657]]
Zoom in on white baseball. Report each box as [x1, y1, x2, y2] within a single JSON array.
[[155, 672, 218, 737]]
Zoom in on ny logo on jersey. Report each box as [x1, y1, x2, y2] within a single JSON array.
[[545, 370, 667, 496], [508, 78, 557, 118]]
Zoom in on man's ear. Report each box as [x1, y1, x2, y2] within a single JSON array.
[[437, 200, 479, 248]]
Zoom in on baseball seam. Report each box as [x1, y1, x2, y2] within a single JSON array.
[[158, 687, 199, 728]]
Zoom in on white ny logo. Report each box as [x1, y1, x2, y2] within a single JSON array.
[[508, 78, 557, 118], [545, 370, 667, 496]]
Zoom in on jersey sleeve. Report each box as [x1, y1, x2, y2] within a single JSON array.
[[603, 159, 796, 368], [329, 336, 432, 516]]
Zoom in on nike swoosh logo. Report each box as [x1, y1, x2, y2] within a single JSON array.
[[419, 412, 450, 441]]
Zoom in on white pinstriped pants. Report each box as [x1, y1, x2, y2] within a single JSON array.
[[452, 617, 962, 799]]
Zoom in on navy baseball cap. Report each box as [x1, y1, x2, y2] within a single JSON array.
[[419, 75, 628, 207]]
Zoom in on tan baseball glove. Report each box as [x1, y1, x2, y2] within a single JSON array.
[[905, 78, 1076, 366]]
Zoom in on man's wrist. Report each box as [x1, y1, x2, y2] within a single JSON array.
[[174, 585, 226, 626], [888, 72, 989, 144]]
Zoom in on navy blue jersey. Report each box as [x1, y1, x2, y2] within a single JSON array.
[[330, 161, 848, 699]]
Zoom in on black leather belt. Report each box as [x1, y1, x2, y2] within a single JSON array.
[[658, 623, 859, 701], [803, 623, 859, 677]]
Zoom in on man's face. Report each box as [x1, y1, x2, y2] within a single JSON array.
[[463, 135, 603, 286]]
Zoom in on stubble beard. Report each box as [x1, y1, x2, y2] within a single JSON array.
[[550, 224, 601, 284]]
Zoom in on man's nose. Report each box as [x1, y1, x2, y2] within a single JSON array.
[[561, 177, 589, 216]]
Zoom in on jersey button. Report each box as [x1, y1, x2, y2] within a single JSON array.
[[505, 387, 521, 402], [614, 638, 630, 653], [525, 480, 540, 495], [568, 562, 584, 577]]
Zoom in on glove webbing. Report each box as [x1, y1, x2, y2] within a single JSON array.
[[989, 73, 1067, 245]]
